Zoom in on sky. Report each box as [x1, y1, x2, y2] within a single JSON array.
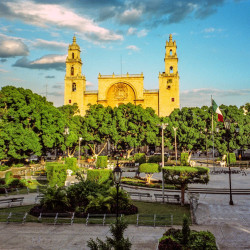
[[0, 0, 249, 108]]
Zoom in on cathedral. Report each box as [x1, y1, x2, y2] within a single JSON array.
[[64, 34, 180, 117]]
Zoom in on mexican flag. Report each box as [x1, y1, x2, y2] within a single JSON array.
[[212, 99, 224, 122]]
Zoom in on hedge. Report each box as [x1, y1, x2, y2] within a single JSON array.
[[139, 163, 160, 173], [147, 155, 168, 164], [46, 163, 67, 187], [134, 153, 146, 165], [5, 171, 13, 185], [180, 153, 189, 166], [227, 153, 236, 165], [65, 157, 78, 173], [96, 156, 108, 169], [163, 166, 209, 175], [87, 169, 112, 184]]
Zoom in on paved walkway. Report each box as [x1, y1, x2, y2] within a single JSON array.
[[0, 167, 250, 249]]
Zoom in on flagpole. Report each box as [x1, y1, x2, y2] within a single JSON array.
[[211, 95, 215, 172]]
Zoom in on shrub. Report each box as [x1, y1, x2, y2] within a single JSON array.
[[46, 163, 67, 187], [227, 153, 236, 165], [158, 235, 182, 250], [0, 165, 9, 171], [147, 155, 168, 164], [8, 178, 26, 188], [5, 171, 13, 185], [139, 163, 160, 173], [65, 157, 78, 173], [96, 156, 108, 169], [181, 153, 189, 166], [87, 169, 112, 184], [134, 153, 146, 165], [189, 231, 218, 249]]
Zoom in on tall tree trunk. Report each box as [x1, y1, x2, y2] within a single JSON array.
[[126, 148, 134, 159]]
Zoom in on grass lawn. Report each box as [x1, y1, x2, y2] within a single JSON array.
[[0, 201, 190, 226]]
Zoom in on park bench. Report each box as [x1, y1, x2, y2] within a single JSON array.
[[0, 197, 24, 207], [128, 192, 152, 201], [35, 194, 44, 204], [154, 194, 180, 203]]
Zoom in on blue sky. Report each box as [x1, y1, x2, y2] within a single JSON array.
[[0, 0, 249, 108]]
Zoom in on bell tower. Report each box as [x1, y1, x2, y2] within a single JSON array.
[[158, 34, 180, 116], [64, 36, 86, 115]]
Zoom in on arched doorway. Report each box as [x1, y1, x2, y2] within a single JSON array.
[[106, 82, 136, 107]]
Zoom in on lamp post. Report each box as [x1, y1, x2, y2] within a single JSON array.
[[113, 158, 122, 220], [204, 128, 208, 167], [78, 137, 82, 166], [173, 127, 178, 165], [63, 126, 69, 157], [224, 119, 234, 206], [157, 123, 168, 203]]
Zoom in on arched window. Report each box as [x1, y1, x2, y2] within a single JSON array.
[[170, 66, 173, 74], [169, 49, 172, 56], [71, 67, 74, 76], [72, 53, 74, 59], [72, 83, 76, 92]]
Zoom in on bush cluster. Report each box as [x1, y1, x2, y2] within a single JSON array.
[[180, 153, 189, 166], [139, 163, 160, 173], [46, 163, 67, 187], [96, 156, 108, 169], [30, 179, 138, 216], [158, 215, 218, 250], [147, 155, 168, 164], [227, 153, 236, 165], [65, 157, 78, 173], [87, 169, 112, 184], [134, 153, 146, 165]]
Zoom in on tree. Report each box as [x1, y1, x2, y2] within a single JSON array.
[[82, 104, 117, 158], [87, 218, 132, 250], [139, 163, 160, 184], [163, 166, 209, 205], [0, 86, 65, 162], [113, 103, 160, 158]]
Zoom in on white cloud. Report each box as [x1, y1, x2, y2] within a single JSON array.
[[203, 27, 223, 33], [0, 39, 29, 58], [4, 1, 123, 43], [127, 27, 148, 37], [31, 54, 66, 65], [119, 8, 142, 25], [137, 29, 148, 37], [86, 81, 94, 86], [126, 45, 140, 51], [33, 39, 68, 50]]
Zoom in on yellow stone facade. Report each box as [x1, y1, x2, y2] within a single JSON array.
[[64, 34, 179, 117]]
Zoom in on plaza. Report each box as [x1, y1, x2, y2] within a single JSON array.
[[0, 165, 250, 250]]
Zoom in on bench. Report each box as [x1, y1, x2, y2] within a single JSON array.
[[0, 197, 24, 207], [128, 192, 152, 201], [154, 194, 180, 203], [35, 194, 44, 204]]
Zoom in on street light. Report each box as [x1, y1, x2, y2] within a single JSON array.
[[224, 119, 234, 206], [63, 126, 69, 157], [78, 137, 82, 166], [173, 127, 178, 165], [204, 128, 208, 167], [113, 158, 122, 220], [157, 123, 168, 203]]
